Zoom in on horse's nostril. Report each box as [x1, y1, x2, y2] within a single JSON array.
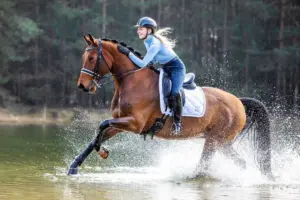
[[78, 84, 84, 89], [78, 83, 89, 92]]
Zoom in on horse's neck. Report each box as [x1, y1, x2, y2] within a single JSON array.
[[109, 51, 158, 93], [111, 68, 159, 110], [104, 42, 159, 111], [115, 67, 158, 93]]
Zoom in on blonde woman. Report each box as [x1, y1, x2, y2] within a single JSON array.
[[117, 17, 186, 135]]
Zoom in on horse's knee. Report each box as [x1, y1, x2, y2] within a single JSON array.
[[94, 120, 111, 149], [99, 119, 110, 132], [222, 144, 246, 169]]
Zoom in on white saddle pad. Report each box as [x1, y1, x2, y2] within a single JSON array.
[[158, 68, 206, 117]]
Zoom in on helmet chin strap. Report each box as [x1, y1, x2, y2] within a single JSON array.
[[141, 28, 152, 40], [141, 33, 148, 40]]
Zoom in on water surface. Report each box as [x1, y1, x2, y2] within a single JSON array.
[[1, 124, 300, 200]]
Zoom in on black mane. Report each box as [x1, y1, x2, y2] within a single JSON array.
[[101, 38, 159, 73], [101, 38, 143, 58]]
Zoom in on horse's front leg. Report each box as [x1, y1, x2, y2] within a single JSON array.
[[68, 116, 138, 175], [67, 125, 120, 175]]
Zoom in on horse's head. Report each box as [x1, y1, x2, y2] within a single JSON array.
[[77, 34, 113, 93], [78, 34, 146, 93]]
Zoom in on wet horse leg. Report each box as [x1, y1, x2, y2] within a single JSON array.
[[68, 116, 138, 175], [196, 137, 219, 177], [196, 139, 246, 177], [67, 126, 120, 175], [94, 116, 140, 156], [222, 143, 246, 169]]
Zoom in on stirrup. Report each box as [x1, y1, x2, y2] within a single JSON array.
[[171, 122, 182, 135]]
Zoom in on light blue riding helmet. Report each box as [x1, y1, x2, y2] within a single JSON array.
[[134, 17, 157, 33]]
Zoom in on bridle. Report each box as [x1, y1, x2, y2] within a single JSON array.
[[80, 39, 146, 88]]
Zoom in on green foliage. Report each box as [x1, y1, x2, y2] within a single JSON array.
[[52, 3, 88, 20], [0, 0, 299, 109], [0, 74, 10, 84], [15, 16, 42, 42]]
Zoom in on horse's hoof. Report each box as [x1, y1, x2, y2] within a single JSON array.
[[238, 160, 246, 170], [192, 170, 214, 181], [67, 167, 78, 175], [266, 173, 276, 181], [195, 172, 210, 178], [98, 147, 109, 159]]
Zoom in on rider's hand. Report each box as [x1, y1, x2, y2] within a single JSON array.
[[117, 45, 130, 56]]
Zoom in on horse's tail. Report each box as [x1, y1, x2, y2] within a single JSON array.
[[239, 97, 273, 178]]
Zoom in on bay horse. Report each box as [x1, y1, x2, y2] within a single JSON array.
[[68, 34, 273, 179]]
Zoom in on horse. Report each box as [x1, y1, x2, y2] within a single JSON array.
[[68, 34, 273, 179]]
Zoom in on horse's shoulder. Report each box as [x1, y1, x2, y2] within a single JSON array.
[[119, 101, 133, 112]]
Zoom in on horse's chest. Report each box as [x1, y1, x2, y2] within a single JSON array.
[[119, 102, 134, 113], [112, 101, 134, 118]]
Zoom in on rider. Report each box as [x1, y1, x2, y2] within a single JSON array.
[[117, 16, 186, 135]]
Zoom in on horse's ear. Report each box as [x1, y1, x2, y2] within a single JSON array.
[[83, 35, 91, 45], [88, 33, 96, 46]]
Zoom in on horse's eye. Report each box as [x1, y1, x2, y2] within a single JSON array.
[[89, 56, 94, 61]]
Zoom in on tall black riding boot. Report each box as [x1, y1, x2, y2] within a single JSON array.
[[168, 93, 183, 135]]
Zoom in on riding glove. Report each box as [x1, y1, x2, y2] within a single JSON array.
[[117, 45, 130, 56]]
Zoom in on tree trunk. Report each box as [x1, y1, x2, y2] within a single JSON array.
[[223, 0, 228, 59], [294, 41, 299, 108], [294, 68, 299, 109], [231, 0, 236, 18], [180, 0, 185, 36], [212, 0, 217, 59], [101, 0, 107, 107], [277, 0, 285, 96], [244, 52, 250, 93], [102, 0, 107, 36], [18, 74, 21, 103], [140, 0, 145, 16], [201, 1, 207, 59], [157, 0, 162, 25], [34, 0, 39, 105], [46, 5, 52, 106], [62, 41, 66, 107]]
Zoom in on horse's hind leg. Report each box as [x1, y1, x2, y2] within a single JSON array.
[[222, 143, 246, 169], [196, 136, 219, 176]]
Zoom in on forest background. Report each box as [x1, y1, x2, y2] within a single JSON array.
[[1, 0, 300, 118]]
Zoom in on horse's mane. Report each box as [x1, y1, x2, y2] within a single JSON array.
[[101, 38, 159, 73]]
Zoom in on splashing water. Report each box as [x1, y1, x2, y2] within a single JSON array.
[[56, 108, 300, 187]]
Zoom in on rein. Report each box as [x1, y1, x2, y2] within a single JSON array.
[[81, 39, 148, 88]]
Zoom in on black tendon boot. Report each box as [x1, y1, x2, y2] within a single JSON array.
[[168, 93, 182, 135]]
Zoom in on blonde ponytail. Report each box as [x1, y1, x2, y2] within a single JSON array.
[[154, 27, 176, 49]]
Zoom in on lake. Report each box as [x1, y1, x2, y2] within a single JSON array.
[[1, 118, 300, 200]]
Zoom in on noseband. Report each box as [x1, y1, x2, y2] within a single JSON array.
[[80, 39, 112, 87]]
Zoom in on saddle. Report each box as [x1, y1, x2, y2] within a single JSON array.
[[142, 68, 206, 139], [161, 70, 197, 107]]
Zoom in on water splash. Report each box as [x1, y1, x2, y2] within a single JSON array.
[[55, 108, 300, 187]]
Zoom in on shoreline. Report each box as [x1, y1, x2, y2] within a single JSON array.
[[0, 107, 111, 126], [0, 117, 70, 126], [1, 105, 299, 127], [0, 108, 74, 126]]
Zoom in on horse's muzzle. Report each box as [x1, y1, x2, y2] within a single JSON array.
[[78, 83, 89, 92]]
